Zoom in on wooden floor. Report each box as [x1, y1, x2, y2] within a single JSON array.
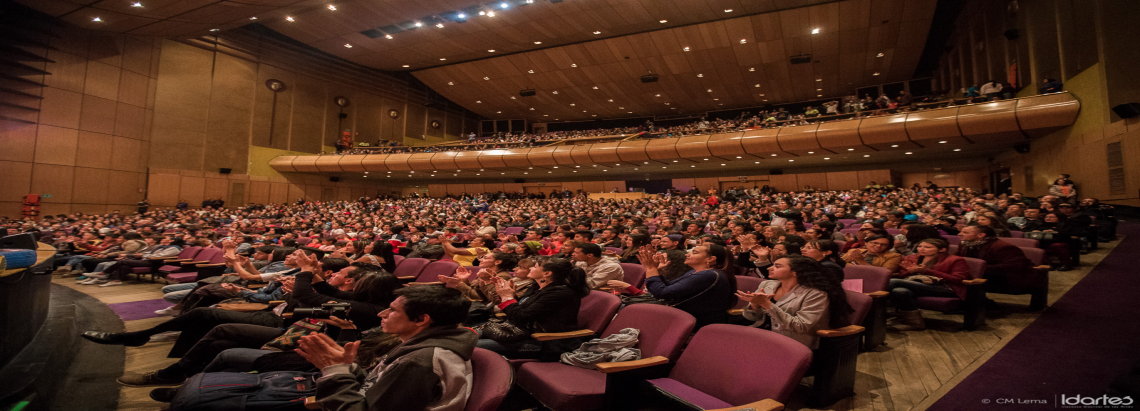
[[55, 238, 1120, 411]]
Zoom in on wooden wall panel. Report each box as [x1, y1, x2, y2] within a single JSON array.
[[502, 183, 523, 193], [483, 183, 504, 194], [857, 169, 892, 187], [562, 181, 583, 193], [603, 181, 626, 193], [178, 175, 206, 204], [767, 174, 799, 192], [204, 177, 229, 200], [672, 178, 696, 192], [446, 184, 465, 196], [694, 177, 720, 192], [269, 182, 289, 204], [428, 184, 446, 198], [826, 171, 860, 191], [30, 164, 74, 204], [797, 173, 829, 191], [582, 181, 605, 193], [464, 184, 484, 194], [248, 181, 271, 205]]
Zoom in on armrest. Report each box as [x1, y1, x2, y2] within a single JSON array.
[[150, 257, 179, 260], [816, 325, 865, 338], [268, 300, 285, 307], [1034, 265, 1051, 271], [594, 356, 669, 374], [180, 260, 209, 265], [303, 396, 320, 410], [532, 329, 594, 341], [962, 278, 987, 285], [494, 313, 506, 318], [160, 258, 191, 262], [705, 399, 784, 411], [196, 263, 226, 267], [248, 283, 267, 289], [396, 276, 417, 281], [406, 281, 443, 286], [727, 308, 744, 316], [866, 291, 889, 298]]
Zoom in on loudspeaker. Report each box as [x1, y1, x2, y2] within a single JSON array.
[[329, 177, 340, 182], [219, 168, 232, 174], [1003, 29, 1019, 40], [338, 113, 348, 119], [770, 169, 784, 175], [0, 233, 36, 250], [1013, 143, 1031, 154], [519, 89, 536, 97], [1111, 103, 1140, 119], [514, 178, 526, 183], [640, 74, 659, 83]]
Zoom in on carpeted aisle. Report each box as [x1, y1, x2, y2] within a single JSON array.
[[928, 223, 1140, 410]]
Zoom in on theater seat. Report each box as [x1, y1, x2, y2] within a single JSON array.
[[619, 263, 646, 288], [915, 257, 988, 330], [843, 265, 891, 350], [393, 258, 430, 282]]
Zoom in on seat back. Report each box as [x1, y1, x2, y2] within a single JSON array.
[[1002, 237, 1040, 248], [176, 246, 201, 260], [393, 258, 430, 279], [619, 263, 646, 289], [886, 228, 902, 235], [501, 227, 524, 236], [392, 255, 405, 268], [948, 244, 959, 255], [1009, 230, 1024, 238], [944, 235, 961, 245], [963, 257, 987, 280], [1019, 246, 1046, 266], [845, 290, 873, 325], [732, 276, 766, 309], [842, 265, 891, 293], [606, 247, 623, 255], [840, 228, 860, 236], [603, 304, 695, 360], [464, 348, 513, 411], [838, 219, 857, 227], [579, 291, 622, 333], [195, 248, 224, 264], [296, 237, 312, 246], [417, 260, 460, 283], [670, 325, 812, 406]]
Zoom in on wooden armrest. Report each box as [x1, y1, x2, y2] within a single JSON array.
[[248, 283, 267, 289], [161, 258, 191, 262], [494, 313, 506, 318], [595, 356, 669, 374], [304, 396, 320, 409], [727, 308, 744, 316], [532, 329, 594, 341], [406, 281, 443, 286], [962, 278, 987, 285], [150, 257, 178, 260], [866, 291, 889, 298], [705, 399, 784, 411], [1034, 265, 1051, 271], [196, 263, 226, 267], [396, 276, 417, 281], [180, 260, 209, 265], [268, 300, 285, 307], [817, 325, 865, 338]]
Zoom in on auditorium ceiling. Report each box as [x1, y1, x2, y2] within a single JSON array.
[[21, 0, 936, 121]]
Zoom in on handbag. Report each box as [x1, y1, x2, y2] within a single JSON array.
[[1026, 231, 1054, 241], [475, 317, 530, 344], [260, 320, 325, 351]]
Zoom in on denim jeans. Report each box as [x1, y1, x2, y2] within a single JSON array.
[[162, 283, 197, 303], [203, 348, 274, 373], [888, 278, 958, 311]]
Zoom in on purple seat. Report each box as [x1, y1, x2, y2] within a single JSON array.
[[464, 348, 513, 411], [948, 244, 958, 255], [886, 228, 902, 235], [577, 291, 622, 335], [605, 247, 623, 255], [944, 234, 961, 245], [618, 263, 646, 289], [392, 255, 405, 268], [412, 260, 459, 283], [840, 228, 860, 235], [1021, 247, 1046, 266], [834, 240, 846, 250], [296, 237, 313, 246], [842, 265, 891, 293], [647, 325, 812, 409], [838, 219, 857, 227], [805, 290, 873, 405], [915, 257, 987, 330], [393, 257, 430, 281], [1009, 230, 1024, 238], [1002, 237, 1040, 248], [731, 276, 765, 310], [501, 227, 524, 236], [516, 304, 696, 411]]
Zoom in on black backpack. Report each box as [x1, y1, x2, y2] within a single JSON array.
[[170, 371, 317, 411]]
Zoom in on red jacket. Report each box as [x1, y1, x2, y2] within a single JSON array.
[[955, 239, 1042, 288], [899, 253, 970, 299]]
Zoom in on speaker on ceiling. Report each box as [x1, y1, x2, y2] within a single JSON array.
[[1111, 103, 1140, 119], [338, 113, 348, 119], [330, 176, 340, 182], [1003, 28, 1019, 40], [640, 74, 659, 83], [770, 169, 784, 175], [514, 178, 526, 183], [519, 89, 536, 97], [1013, 143, 1031, 154], [219, 168, 232, 174]]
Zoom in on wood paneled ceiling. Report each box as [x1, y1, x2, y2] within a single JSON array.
[[16, 0, 317, 37], [414, 0, 937, 122]]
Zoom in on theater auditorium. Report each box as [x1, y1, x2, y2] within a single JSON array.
[[1, 0, 1139, 410]]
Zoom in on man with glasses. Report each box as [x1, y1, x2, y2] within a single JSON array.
[[841, 234, 903, 274]]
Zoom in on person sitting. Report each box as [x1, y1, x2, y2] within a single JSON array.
[[973, 215, 1012, 237], [618, 233, 650, 264], [841, 234, 903, 274], [802, 240, 846, 283], [438, 251, 517, 305], [406, 233, 445, 260], [736, 255, 853, 348], [1023, 212, 1075, 271], [299, 286, 477, 411], [475, 258, 589, 359], [1049, 178, 1078, 204], [572, 243, 624, 290], [639, 244, 737, 329], [439, 236, 490, 266], [888, 239, 970, 331], [954, 226, 1036, 293], [892, 223, 945, 256]]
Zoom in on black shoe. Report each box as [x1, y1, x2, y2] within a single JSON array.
[[118, 371, 185, 387], [150, 387, 179, 402], [81, 331, 148, 347]]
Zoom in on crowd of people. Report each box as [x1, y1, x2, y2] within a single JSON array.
[[1, 176, 1115, 410]]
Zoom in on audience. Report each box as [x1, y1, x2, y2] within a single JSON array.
[[889, 239, 971, 331], [736, 255, 853, 348]]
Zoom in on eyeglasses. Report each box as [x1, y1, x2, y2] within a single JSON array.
[[867, 242, 891, 247]]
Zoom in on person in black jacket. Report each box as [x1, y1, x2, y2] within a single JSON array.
[[475, 258, 589, 359]]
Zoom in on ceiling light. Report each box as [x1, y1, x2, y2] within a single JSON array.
[[92, 17, 103, 22], [759, 94, 765, 96], [740, 39, 747, 44], [905, 152, 913, 155], [436, 23, 445, 28], [807, 151, 814, 154], [528, 70, 535, 73], [877, 52, 884, 57], [344, 43, 352, 48], [608, 99, 613, 102], [953, 148, 962, 152], [664, 102, 670, 105], [440, 58, 447, 60], [327, 4, 336, 10], [659, 20, 667, 23], [570, 64, 576, 67], [487, 49, 496, 52], [483, 76, 489, 80], [890, 144, 898, 147], [714, 98, 719, 101], [476, 100, 481, 103], [749, 68, 755, 71], [939, 140, 948, 144], [683, 47, 690, 51], [754, 84, 760, 87], [873, 72, 880, 76], [847, 148, 855, 151], [697, 74, 703, 77], [811, 28, 820, 34], [479, 11, 486, 15], [131, 2, 143, 7], [552, 91, 558, 94], [542, 114, 547, 116], [385, 34, 394, 39], [530, 108, 535, 110], [864, 154, 871, 157], [510, 96, 515, 99], [725, 9, 733, 12], [619, 106, 624, 109], [402, 64, 410, 67], [458, 13, 467, 18], [592, 115, 597, 117], [249, 16, 257, 20], [721, 163, 726, 166], [414, 21, 423, 27], [534, 41, 542, 44], [593, 31, 602, 35], [771, 154, 777, 156], [209, 28, 219, 31], [707, 89, 712, 92], [526, 0, 534, 3], [763, 99, 768, 101], [789, 159, 794, 162], [592, 86, 599, 89], [285, 16, 295, 21], [487, 11, 495, 17], [570, 103, 575, 106], [496, 111, 501, 113], [824, 157, 831, 160], [500, 2, 509, 9]]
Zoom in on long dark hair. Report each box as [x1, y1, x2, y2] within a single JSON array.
[[784, 255, 853, 328], [809, 239, 845, 268], [659, 249, 690, 281], [351, 268, 401, 307], [904, 224, 944, 246], [488, 250, 519, 272], [270, 246, 297, 263], [369, 240, 396, 273], [701, 243, 738, 295], [622, 234, 650, 259], [541, 258, 590, 298]]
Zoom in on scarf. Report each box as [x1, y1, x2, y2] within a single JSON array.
[[958, 237, 995, 256]]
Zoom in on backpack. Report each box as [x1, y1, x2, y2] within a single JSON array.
[[169, 371, 317, 411]]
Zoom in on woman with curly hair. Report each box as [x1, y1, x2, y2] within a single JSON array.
[[736, 255, 853, 348]]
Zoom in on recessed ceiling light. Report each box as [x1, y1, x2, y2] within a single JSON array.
[[725, 9, 733, 12], [759, 94, 765, 96], [707, 89, 712, 92], [209, 28, 219, 31], [570, 64, 577, 67], [664, 102, 670, 105], [659, 20, 667, 23], [500, 2, 509, 9], [249, 16, 257, 20], [458, 13, 467, 18], [402, 64, 410, 67], [475, 100, 481, 103], [877, 52, 884, 57], [873, 72, 880, 76], [487, 11, 496, 16], [131, 2, 143, 7], [619, 107, 624, 109], [771, 154, 777, 156], [592, 115, 597, 117], [92, 17, 103, 22], [592, 86, 599, 89], [714, 98, 719, 101], [864, 154, 871, 157], [608, 99, 613, 102], [755, 161, 760, 164], [593, 31, 602, 34], [697, 74, 703, 77], [789, 159, 794, 162], [530, 108, 535, 110], [552, 91, 558, 94], [385, 34, 393, 39], [754, 84, 760, 87], [510, 96, 515, 99], [496, 111, 501, 113], [807, 151, 814, 154], [414, 21, 423, 27], [327, 4, 336, 10], [344, 43, 352, 48], [440, 58, 447, 60], [811, 28, 820, 34], [683, 47, 690, 51], [436, 23, 445, 28], [905, 152, 913, 154], [721, 163, 726, 166], [847, 148, 855, 151], [953, 148, 962, 152], [570, 103, 575, 106], [824, 157, 830, 160], [763, 99, 767, 101], [534, 41, 542, 44], [890, 144, 898, 147], [483, 77, 489, 80], [740, 39, 747, 44], [939, 140, 948, 144], [285, 16, 295, 21], [448, 82, 454, 85], [479, 11, 486, 15], [749, 68, 755, 71]]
